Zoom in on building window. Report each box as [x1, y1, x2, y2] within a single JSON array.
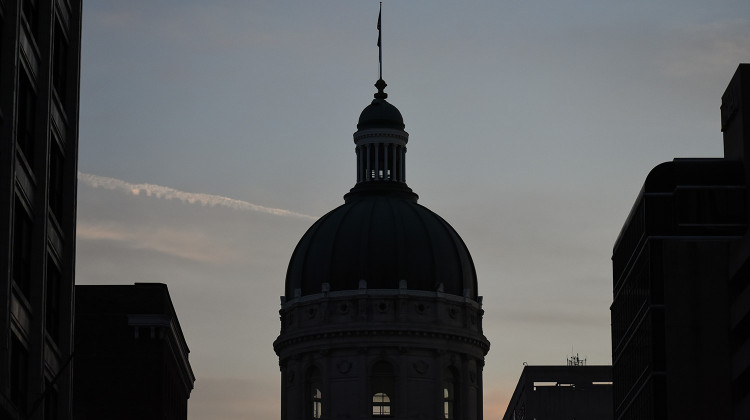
[[306, 367, 323, 420], [44, 379, 58, 420], [52, 20, 69, 104], [46, 257, 61, 342], [443, 388, 453, 419], [10, 334, 29, 410], [22, 0, 39, 40], [443, 368, 458, 419], [13, 200, 33, 298], [49, 142, 64, 220], [371, 361, 395, 417], [372, 392, 391, 416], [1, 16, 5, 105], [17, 73, 37, 165], [312, 388, 322, 419]]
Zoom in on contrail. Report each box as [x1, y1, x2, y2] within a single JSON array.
[[78, 172, 316, 220]]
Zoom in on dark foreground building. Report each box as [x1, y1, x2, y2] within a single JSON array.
[[274, 77, 490, 419], [0, 0, 82, 418], [502, 364, 613, 420], [74, 283, 195, 420], [611, 63, 750, 419]]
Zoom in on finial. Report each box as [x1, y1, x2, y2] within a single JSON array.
[[374, 79, 388, 99]]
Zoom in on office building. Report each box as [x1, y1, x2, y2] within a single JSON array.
[[723, 64, 750, 419], [502, 363, 613, 420], [0, 0, 82, 418], [73, 283, 195, 420], [611, 64, 750, 419]]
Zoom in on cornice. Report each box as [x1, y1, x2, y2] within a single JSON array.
[[281, 288, 483, 310], [353, 130, 409, 145], [128, 314, 195, 393], [274, 327, 490, 356]]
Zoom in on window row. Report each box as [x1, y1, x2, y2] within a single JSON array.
[[9, 331, 62, 417], [12, 196, 69, 345], [305, 363, 459, 419]]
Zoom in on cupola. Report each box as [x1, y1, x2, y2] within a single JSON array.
[[284, 78, 478, 301]]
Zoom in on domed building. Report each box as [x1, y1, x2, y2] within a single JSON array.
[[274, 78, 490, 420]]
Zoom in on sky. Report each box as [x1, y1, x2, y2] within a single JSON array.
[[75, 1, 750, 418]]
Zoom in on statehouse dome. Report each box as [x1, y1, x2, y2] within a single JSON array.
[[285, 191, 477, 300], [285, 78, 478, 301]]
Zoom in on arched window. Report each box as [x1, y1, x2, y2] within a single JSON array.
[[372, 392, 391, 416], [443, 368, 458, 419], [371, 361, 395, 417], [443, 387, 453, 419], [312, 387, 322, 419], [307, 367, 323, 420]]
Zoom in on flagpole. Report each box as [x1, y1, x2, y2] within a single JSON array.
[[378, 2, 382, 80]]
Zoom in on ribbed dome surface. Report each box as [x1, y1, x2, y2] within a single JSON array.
[[357, 98, 405, 130], [285, 189, 477, 300]]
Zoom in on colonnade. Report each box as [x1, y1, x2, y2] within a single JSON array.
[[356, 142, 406, 183]]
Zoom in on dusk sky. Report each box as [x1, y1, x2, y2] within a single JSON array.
[[75, 1, 750, 418]]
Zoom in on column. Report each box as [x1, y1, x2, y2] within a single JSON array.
[[391, 144, 399, 181], [366, 144, 371, 181], [375, 143, 380, 180], [356, 146, 361, 182]]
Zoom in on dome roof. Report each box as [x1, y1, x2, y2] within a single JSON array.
[[285, 187, 477, 300], [357, 98, 405, 130], [285, 77, 477, 302]]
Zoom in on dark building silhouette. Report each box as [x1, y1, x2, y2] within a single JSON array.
[[73, 283, 195, 420], [725, 63, 750, 420], [0, 0, 82, 419], [274, 77, 490, 420], [611, 63, 750, 419], [502, 363, 613, 420]]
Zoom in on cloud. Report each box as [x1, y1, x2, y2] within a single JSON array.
[[656, 18, 750, 80], [77, 222, 238, 264], [78, 172, 316, 220]]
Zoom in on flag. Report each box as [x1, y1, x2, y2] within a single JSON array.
[[377, 8, 381, 47]]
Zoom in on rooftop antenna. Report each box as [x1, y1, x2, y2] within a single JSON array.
[[567, 353, 587, 366]]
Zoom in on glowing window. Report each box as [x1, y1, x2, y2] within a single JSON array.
[[444, 368, 458, 419], [307, 367, 322, 420], [371, 361, 395, 416], [372, 392, 391, 416], [312, 388, 322, 419]]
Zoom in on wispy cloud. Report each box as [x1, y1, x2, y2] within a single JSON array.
[[77, 222, 237, 264], [78, 172, 316, 220]]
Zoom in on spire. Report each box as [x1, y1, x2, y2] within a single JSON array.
[[348, 4, 411, 192]]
